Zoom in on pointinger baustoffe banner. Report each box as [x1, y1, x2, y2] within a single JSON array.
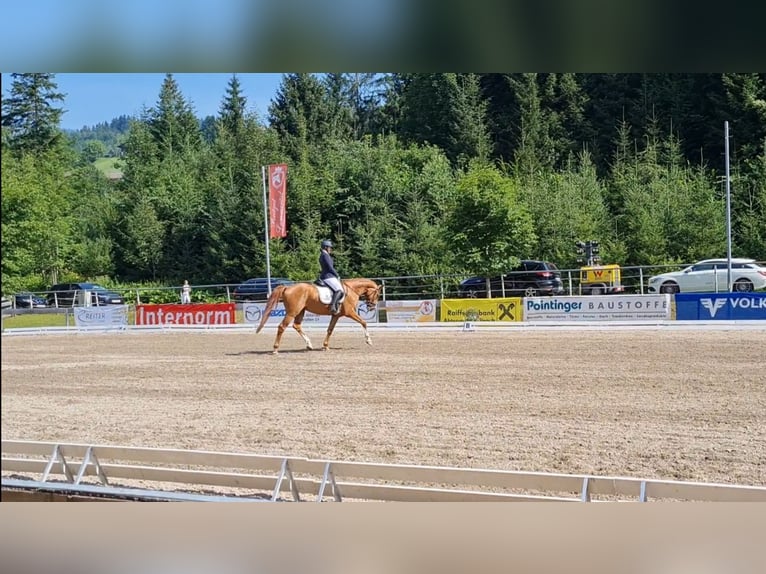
[[524, 295, 671, 321]]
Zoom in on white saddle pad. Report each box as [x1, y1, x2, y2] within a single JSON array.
[[315, 285, 345, 305]]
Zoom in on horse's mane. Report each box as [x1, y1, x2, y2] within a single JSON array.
[[343, 278, 379, 298], [343, 277, 377, 288]]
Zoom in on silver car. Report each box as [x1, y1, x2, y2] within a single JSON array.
[[647, 258, 766, 294]]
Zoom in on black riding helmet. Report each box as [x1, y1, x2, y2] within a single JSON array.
[[321, 239, 333, 249]]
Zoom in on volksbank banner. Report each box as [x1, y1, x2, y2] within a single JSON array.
[[243, 301, 378, 325], [524, 295, 670, 321], [675, 292, 766, 320]]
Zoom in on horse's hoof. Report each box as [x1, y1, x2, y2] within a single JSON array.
[[271, 350, 279, 355]]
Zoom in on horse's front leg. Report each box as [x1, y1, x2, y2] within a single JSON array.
[[292, 310, 313, 350], [345, 310, 372, 346], [322, 315, 341, 351]]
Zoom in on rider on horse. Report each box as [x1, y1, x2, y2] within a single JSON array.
[[319, 239, 344, 314]]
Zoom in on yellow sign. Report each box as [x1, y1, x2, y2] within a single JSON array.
[[440, 298, 522, 322], [580, 264, 621, 284]]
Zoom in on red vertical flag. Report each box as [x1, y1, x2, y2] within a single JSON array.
[[268, 164, 287, 238]]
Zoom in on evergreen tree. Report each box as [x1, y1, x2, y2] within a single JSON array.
[[268, 73, 332, 163], [147, 73, 202, 158], [510, 73, 556, 177], [2, 73, 66, 155], [399, 73, 491, 166], [218, 74, 248, 137]]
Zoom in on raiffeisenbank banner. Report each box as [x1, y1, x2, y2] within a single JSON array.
[[439, 298, 522, 322], [243, 301, 378, 325], [524, 295, 670, 321]]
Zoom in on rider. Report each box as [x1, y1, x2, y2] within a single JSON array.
[[319, 239, 344, 314]]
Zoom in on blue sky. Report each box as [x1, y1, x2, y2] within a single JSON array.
[[3, 73, 285, 130], [48, 73, 285, 130]]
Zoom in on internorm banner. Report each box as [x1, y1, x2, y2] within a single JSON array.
[[439, 298, 523, 322], [524, 294, 671, 321], [135, 303, 236, 326], [73, 305, 129, 328], [243, 301, 378, 325], [383, 299, 437, 322]]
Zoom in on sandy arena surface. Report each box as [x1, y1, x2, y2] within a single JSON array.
[[2, 327, 765, 486]]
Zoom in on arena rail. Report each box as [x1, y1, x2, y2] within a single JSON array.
[[3, 440, 765, 502]]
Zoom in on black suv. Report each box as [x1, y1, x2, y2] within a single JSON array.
[[231, 277, 294, 301], [458, 260, 565, 298], [47, 282, 125, 307]]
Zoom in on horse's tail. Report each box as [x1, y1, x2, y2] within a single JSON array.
[[256, 285, 286, 334]]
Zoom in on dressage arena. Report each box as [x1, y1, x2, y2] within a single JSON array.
[[2, 325, 765, 498]]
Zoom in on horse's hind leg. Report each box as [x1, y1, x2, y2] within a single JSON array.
[[272, 315, 294, 354], [322, 315, 341, 350], [292, 310, 313, 350]]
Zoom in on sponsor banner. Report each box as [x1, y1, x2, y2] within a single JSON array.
[[243, 301, 378, 325], [675, 292, 766, 320], [439, 298, 522, 322], [73, 305, 128, 328], [524, 295, 670, 321], [383, 299, 437, 322], [135, 303, 236, 326]]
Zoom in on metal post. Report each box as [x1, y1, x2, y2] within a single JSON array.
[[725, 121, 733, 292], [262, 166, 272, 296]]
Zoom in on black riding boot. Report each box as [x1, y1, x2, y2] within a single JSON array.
[[330, 290, 343, 314]]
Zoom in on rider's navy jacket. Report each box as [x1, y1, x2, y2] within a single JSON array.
[[319, 249, 339, 280]]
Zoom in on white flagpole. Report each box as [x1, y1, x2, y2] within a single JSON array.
[[262, 166, 272, 295], [724, 122, 732, 292]]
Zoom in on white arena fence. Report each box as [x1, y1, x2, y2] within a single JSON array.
[[4, 440, 765, 503], [6, 261, 765, 312]]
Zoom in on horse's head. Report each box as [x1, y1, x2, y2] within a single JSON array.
[[362, 284, 382, 311]]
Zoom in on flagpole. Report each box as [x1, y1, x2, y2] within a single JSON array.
[[261, 166, 272, 295], [724, 121, 732, 292]]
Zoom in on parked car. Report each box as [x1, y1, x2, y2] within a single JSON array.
[[231, 277, 294, 301], [647, 258, 766, 294], [458, 260, 565, 298], [47, 282, 125, 307], [13, 292, 49, 308]]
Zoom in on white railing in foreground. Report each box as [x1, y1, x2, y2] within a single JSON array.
[[3, 440, 765, 503]]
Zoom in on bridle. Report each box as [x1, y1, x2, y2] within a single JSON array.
[[361, 286, 380, 312]]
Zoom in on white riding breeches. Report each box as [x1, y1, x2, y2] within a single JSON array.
[[323, 277, 342, 293]]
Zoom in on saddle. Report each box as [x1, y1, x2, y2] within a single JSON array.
[[314, 279, 345, 305]]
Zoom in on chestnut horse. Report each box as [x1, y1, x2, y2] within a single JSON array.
[[255, 278, 381, 354]]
